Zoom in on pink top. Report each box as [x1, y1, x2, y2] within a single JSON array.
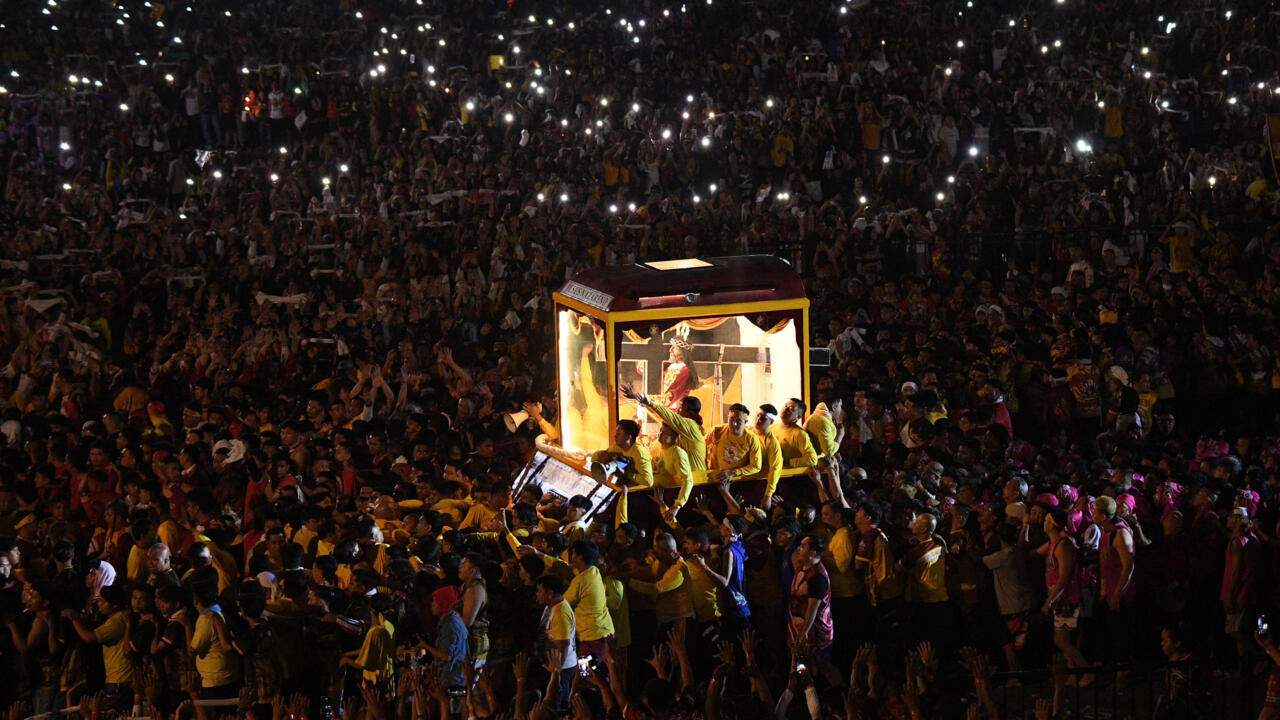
[[1099, 519, 1136, 602], [1045, 536, 1082, 614], [1220, 531, 1259, 607]]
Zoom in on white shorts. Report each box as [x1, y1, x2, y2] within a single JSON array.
[[1053, 607, 1081, 630]]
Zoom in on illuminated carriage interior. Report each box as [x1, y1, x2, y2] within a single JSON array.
[[551, 256, 810, 464]]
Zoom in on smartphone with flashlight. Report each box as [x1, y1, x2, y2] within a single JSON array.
[[578, 655, 594, 677]]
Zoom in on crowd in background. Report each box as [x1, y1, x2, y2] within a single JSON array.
[[3, 0, 1280, 717]]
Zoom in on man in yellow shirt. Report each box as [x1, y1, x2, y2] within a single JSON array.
[[593, 420, 654, 490], [742, 404, 784, 508], [650, 424, 693, 523], [565, 540, 615, 663], [188, 583, 241, 698], [804, 398, 843, 460], [536, 574, 578, 712], [707, 403, 762, 482], [627, 532, 693, 628], [342, 592, 397, 690], [623, 386, 707, 472], [62, 586, 134, 712], [771, 398, 818, 468], [820, 500, 863, 666]]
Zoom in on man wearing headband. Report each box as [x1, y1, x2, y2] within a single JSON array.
[[622, 385, 707, 473], [707, 403, 762, 484], [772, 398, 818, 470], [741, 404, 784, 508]]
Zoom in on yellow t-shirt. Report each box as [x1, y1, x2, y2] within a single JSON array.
[[647, 404, 707, 471], [906, 543, 949, 604], [707, 425, 762, 477], [744, 429, 783, 498], [628, 557, 692, 619], [804, 412, 839, 458], [432, 498, 472, 527], [157, 520, 183, 557], [459, 503, 496, 531], [126, 544, 148, 584], [546, 600, 576, 647], [356, 619, 396, 685], [564, 567, 615, 641], [649, 443, 693, 511], [771, 424, 817, 468], [597, 442, 654, 490], [95, 611, 134, 685], [191, 609, 240, 687], [824, 526, 862, 598], [603, 574, 630, 648], [685, 560, 722, 623]]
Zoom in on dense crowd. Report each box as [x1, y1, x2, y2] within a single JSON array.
[[3, 0, 1280, 717]]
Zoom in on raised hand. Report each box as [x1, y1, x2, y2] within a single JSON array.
[[740, 628, 758, 664], [513, 651, 530, 681], [715, 640, 736, 667], [1034, 697, 1052, 720], [645, 644, 670, 679]]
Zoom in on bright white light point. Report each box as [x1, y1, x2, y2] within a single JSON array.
[[662, 128, 672, 139], [969, 146, 978, 157], [505, 113, 515, 123], [565, 69, 572, 76], [377, 65, 385, 73], [561, 118, 569, 127], [225, 10, 232, 15], [465, 101, 475, 111], [947, 175, 955, 184], [165, 74, 174, 82], [840, 6, 848, 14], [1009, 19, 1015, 26], [600, 97, 609, 106], [1226, 10, 1232, 19], [1040, 46, 1048, 54], [369, 69, 378, 78], [505, 82, 512, 88], [62, 183, 71, 190], [1258, 82, 1266, 90], [242, 67, 249, 74], [595, 120, 603, 128], [682, 111, 690, 119], [632, 103, 641, 112], [859, 196, 868, 204], [628, 203, 637, 211], [1208, 176, 1217, 186], [1054, 39, 1061, 48], [632, 36, 640, 44], [945, 68, 952, 76], [936, 192, 945, 201], [663, 9, 670, 16], [1141, 47, 1149, 55], [639, 20, 645, 26], [882, 155, 890, 164], [1075, 139, 1088, 152], [609, 204, 618, 213], [693, 195, 701, 203], [68, 74, 79, 83], [568, 22, 575, 29], [765, 99, 774, 108], [512, 46, 520, 54], [547, 18, 553, 25], [139, 59, 146, 66], [1161, 100, 1170, 108], [1097, 101, 1105, 109], [1228, 96, 1237, 105], [186, 178, 194, 185], [537, 193, 546, 202], [1143, 71, 1152, 79], [173, 36, 181, 43], [438, 39, 445, 46], [686, 94, 694, 103], [294, 87, 302, 94], [380, 26, 387, 33], [428, 65, 436, 74], [340, 164, 349, 173], [270, 174, 279, 182], [585, 128, 592, 135], [710, 184, 718, 192], [700, 136, 711, 147], [119, 103, 129, 111], [213, 170, 223, 179], [279, 146, 288, 155], [528, 15, 535, 22], [957, 40, 964, 48], [322, 177, 331, 185], [559, 193, 568, 202]]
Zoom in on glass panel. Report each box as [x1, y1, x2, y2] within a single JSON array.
[[616, 315, 802, 444], [557, 308, 610, 454]]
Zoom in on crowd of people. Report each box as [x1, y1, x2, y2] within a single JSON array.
[[3, 0, 1280, 717]]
